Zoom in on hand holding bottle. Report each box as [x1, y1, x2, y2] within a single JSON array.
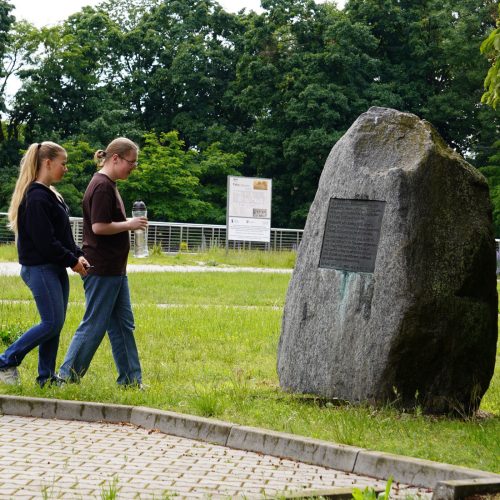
[[132, 201, 149, 258]]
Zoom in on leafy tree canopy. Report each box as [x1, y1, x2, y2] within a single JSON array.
[[481, 4, 500, 109], [0, 0, 498, 229], [119, 131, 242, 223]]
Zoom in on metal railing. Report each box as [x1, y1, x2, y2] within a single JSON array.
[[0, 212, 303, 252]]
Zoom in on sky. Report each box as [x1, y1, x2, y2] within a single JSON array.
[[11, 0, 345, 27]]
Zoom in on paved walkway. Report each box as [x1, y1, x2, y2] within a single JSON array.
[[0, 262, 292, 276], [0, 414, 431, 499]]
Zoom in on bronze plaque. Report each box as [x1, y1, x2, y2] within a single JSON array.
[[319, 198, 385, 273]]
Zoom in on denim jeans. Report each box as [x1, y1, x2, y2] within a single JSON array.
[[0, 264, 69, 385], [59, 274, 142, 385]]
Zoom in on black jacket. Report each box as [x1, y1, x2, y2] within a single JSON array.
[[17, 182, 82, 268]]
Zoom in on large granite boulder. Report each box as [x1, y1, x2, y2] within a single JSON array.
[[277, 107, 498, 414]]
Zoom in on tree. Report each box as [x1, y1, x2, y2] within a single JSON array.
[[9, 7, 125, 144], [346, 0, 499, 159], [0, 0, 14, 115], [0, 21, 38, 124], [99, 0, 161, 30], [118, 131, 244, 223], [3, 0, 498, 229], [107, 0, 246, 149], [0, 164, 16, 211], [197, 142, 244, 223], [119, 131, 211, 222], [0, 1, 21, 183], [479, 139, 500, 236], [481, 5, 500, 108], [57, 140, 98, 216], [230, 0, 385, 226]]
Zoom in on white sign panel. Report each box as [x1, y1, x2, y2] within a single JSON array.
[[227, 176, 272, 242], [228, 217, 271, 242]]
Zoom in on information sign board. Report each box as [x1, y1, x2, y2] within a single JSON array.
[[227, 176, 272, 243]]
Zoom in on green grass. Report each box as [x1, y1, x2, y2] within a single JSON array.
[[0, 271, 499, 474], [0, 243, 18, 262], [0, 243, 296, 269], [0, 272, 290, 307]]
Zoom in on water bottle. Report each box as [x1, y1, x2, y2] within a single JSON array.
[[132, 201, 149, 258]]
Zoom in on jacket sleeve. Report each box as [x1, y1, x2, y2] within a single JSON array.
[[75, 245, 84, 258], [24, 197, 79, 268]]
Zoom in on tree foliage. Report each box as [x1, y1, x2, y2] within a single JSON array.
[[0, 0, 14, 115], [118, 131, 243, 222], [57, 140, 99, 216], [230, 0, 385, 225], [481, 5, 500, 109], [0, 0, 498, 228]]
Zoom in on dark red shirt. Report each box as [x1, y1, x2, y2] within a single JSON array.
[[82, 172, 129, 275]]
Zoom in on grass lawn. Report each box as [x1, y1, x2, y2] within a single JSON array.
[[0, 243, 297, 269], [0, 265, 498, 474]]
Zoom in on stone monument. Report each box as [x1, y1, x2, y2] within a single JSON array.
[[277, 107, 498, 414]]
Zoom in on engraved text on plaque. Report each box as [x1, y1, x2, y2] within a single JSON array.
[[319, 198, 385, 273]]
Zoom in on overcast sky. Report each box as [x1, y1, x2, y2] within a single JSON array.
[[11, 0, 345, 27]]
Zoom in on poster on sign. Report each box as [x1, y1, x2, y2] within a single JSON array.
[[227, 176, 272, 243]]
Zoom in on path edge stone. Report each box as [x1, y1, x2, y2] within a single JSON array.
[[226, 424, 362, 473], [0, 394, 498, 495], [353, 450, 498, 489], [432, 478, 500, 500], [130, 406, 233, 446]]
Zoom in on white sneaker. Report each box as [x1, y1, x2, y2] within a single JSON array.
[[0, 366, 20, 385]]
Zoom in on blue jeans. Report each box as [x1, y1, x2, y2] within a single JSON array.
[[0, 264, 69, 386], [59, 275, 142, 385]]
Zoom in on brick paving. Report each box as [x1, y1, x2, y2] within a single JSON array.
[[0, 415, 432, 499]]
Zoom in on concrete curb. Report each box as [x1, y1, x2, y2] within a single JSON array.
[[1, 395, 498, 496], [432, 478, 500, 500], [226, 424, 362, 473], [352, 451, 497, 490], [276, 486, 368, 499], [130, 406, 233, 445]]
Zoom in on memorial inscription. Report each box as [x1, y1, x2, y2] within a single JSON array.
[[319, 198, 385, 273]]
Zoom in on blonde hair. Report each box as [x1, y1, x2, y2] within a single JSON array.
[[94, 137, 139, 167], [8, 141, 66, 233]]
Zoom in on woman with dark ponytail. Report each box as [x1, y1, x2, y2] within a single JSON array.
[[59, 137, 146, 387], [0, 142, 89, 387]]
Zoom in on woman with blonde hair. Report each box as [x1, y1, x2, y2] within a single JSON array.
[[0, 142, 89, 387], [59, 137, 147, 387]]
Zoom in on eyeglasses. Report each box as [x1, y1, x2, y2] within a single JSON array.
[[118, 155, 138, 167]]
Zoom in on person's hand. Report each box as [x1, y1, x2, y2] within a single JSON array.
[[79, 256, 90, 269], [71, 257, 88, 277], [128, 217, 148, 231]]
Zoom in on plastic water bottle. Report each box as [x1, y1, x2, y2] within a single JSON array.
[[132, 201, 149, 258]]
